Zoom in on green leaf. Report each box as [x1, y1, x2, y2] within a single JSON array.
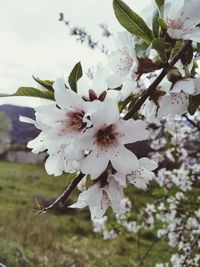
[[12, 87, 55, 100], [33, 76, 54, 91], [158, 18, 167, 31], [152, 9, 160, 38], [188, 94, 200, 115], [191, 60, 198, 77], [155, 0, 165, 11], [152, 38, 170, 61], [68, 62, 83, 92], [135, 42, 149, 58], [170, 40, 183, 58], [113, 0, 153, 44], [197, 43, 200, 54]]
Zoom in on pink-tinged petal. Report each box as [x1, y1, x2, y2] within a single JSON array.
[[53, 77, 83, 109], [110, 145, 139, 174], [139, 157, 158, 171], [116, 119, 149, 145], [77, 76, 90, 98], [90, 100, 119, 127], [91, 63, 108, 95], [172, 79, 195, 94], [80, 150, 109, 179], [167, 28, 184, 40]]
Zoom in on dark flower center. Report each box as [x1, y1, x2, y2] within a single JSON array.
[[95, 124, 117, 148], [70, 110, 86, 131]]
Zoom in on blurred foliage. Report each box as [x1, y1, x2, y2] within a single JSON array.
[[0, 161, 171, 267]]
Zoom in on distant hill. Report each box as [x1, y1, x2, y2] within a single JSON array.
[[0, 105, 39, 144]]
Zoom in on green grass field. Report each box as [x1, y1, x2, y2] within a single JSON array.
[[0, 161, 171, 267]]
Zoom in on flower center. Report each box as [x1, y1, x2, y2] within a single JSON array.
[[95, 124, 117, 149], [70, 110, 86, 131], [167, 18, 185, 30]]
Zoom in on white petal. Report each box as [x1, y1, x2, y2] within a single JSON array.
[[77, 76, 90, 98], [64, 141, 84, 160], [90, 100, 119, 127], [27, 132, 47, 153], [139, 157, 158, 171], [106, 177, 124, 214], [53, 77, 83, 109], [19, 116, 35, 124], [110, 145, 139, 174], [91, 63, 108, 95], [45, 149, 65, 176], [193, 78, 200, 95], [116, 119, 149, 144], [183, 27, 200, 42], [158, 93, 189, 117], [107, 72, 126, 89], [113, 172, 127, 187], [81, 150, 109, 179], [172, 79, 195, 94]]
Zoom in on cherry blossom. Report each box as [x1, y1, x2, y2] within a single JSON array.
[[80, 100, 149, 179], [70, 176, 125, 220], [165, 0, 200, 42], [107, 31, 138, 100]]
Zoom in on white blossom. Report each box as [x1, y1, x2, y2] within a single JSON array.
[[80, 100, 149, 179], [165, 0, 200, 42]]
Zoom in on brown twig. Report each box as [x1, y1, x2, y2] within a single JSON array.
[[183, 114, 200, 131], [124, 40, 192, 120], [38, 172, 85, 214]]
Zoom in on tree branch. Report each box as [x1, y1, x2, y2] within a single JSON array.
[[124, 40, 191, 120], [183, 114, 200, 131], [38, 172, 85, 214]]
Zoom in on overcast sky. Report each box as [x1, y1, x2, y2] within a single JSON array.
[[0, 0, 150, 106]]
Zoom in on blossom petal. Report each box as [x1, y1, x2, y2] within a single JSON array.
[[91, 63, 108, 95], [77, 76, 90, 98], [45, 150, 65, 176], [116, 119, 149, 144], [90, 100, 119, 127], [81, 150, 109, 179], [110, 145, 139, 174], [53, 77, 83, 109], [139, 157, 158, 171], [172, 79, 195, 94]]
